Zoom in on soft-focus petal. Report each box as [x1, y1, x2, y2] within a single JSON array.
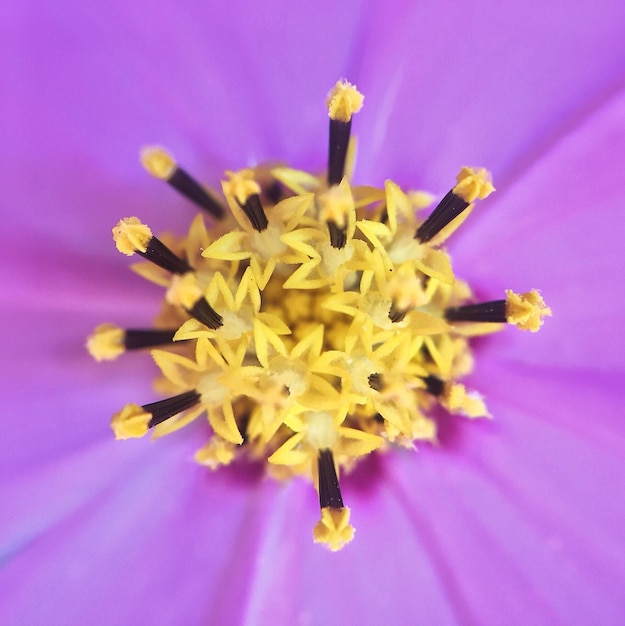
[[0, 431, 276, 625], [357, 2, 625, 188]]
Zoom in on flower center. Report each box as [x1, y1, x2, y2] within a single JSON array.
[[88, 79, 551, 551]]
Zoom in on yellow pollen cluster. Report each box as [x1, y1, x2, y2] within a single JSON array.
[[327, 80, 364, 122], [113, 217, 152, 255], [89, 80, 550, 551]]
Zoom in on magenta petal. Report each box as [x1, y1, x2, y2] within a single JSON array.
[[356, 2, 625, 188], [382, 363, 625, 623], [0, 440, 276, 625], [0, 305, 160, 469]]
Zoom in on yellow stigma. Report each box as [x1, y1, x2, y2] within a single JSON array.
[[113, 217, 152, 255], [141, 146, 177, 180], [506, 289, 552, 331], [327, 80, 364, 122], [313, 507, 355, 551], [111, 404, 151, 439], [92, 79, 550, 551], [453, 166, 495, 203], [86, 323, 125, 361]]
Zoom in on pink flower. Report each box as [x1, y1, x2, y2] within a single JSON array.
[[2, 1, 625, 624]]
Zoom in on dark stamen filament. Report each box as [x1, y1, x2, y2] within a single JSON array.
[[188, 298, 223, 330], [415, 190, 469, 243], [144, 390, 201, 429], [318, 449, 344, 509], [137, 237, 193, 275], [239, 195, 268, 232], [168, 167, 225, 219], [123, 329, 179, 351], [328, 118, 351, 186], [445, 300, 507, 323]]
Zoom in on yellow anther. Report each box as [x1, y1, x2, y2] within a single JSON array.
[[313, 507, 355, 551], [506, 289, 552, 332], [222, 169, 261, 205], [112, 217, 152, 255], [453, 167, 495, 203], [326, 80, 364, 122], [111, 404, 151, 439], [86, 324, 125, 361], [140, 146, 177, 180]]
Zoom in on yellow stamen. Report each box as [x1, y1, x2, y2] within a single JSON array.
[[452, 166, 495, 203], [506, 289, 552, 332], [111, 404, 151, 439], [86, 323, 125, 361], [313, 507, 355, 551], [140, 146, 177, 180], [113, 217, 152, 255], [327, 80, 364, 122]]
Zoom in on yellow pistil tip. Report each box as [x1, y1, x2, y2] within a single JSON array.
[[313, 507, 355, 551], [453, 166, 495, 203], [505, 289, 552, 332], [86, 323, 125, 361], [327, 80, 364, 122], [111, 404, 151, 439], [222, 169, 261, 205], [140, 146, 177, 180], [113, 217, 152, 255]]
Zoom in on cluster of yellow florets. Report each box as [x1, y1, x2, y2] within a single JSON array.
[[88, 80, 550, 551]]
